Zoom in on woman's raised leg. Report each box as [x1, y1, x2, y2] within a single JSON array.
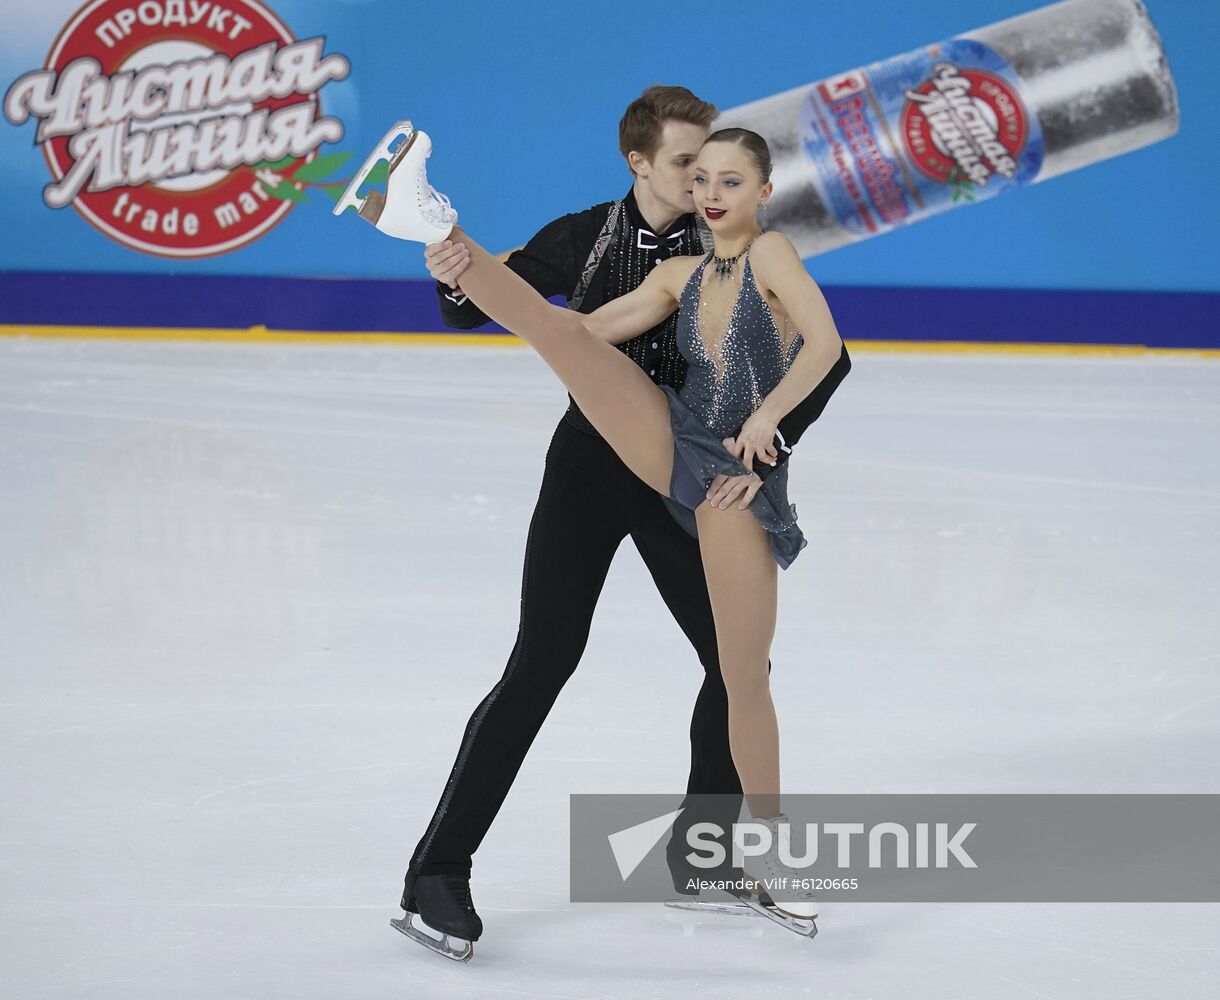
[[448, 227, 676, 495], [693, 501, 782, 821]]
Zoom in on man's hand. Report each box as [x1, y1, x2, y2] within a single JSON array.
[[425, 240, 471, 290], [705, 438, 765, 510]]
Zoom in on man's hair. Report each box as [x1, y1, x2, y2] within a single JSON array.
[[618, 85, 717, 170]]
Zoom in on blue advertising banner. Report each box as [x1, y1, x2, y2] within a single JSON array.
[[2, 0, 1217, 346]]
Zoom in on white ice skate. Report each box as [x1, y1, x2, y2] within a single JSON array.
[[332, 119, 457, 243], [735, 814, 819, 936]]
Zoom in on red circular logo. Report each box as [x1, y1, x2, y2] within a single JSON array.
[[901, 67, 1028, 186], [17, 0, 348, 257]]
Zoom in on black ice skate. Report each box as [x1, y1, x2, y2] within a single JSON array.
[[665, 812, 778, 918], [391, 872, 483, 963]]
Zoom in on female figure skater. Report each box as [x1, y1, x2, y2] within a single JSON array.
[[339, 122, 846, 922]]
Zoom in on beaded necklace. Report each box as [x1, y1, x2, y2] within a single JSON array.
[[708, 235, 759, 280]]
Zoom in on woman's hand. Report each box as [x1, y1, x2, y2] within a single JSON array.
[[732, 411, 780, 469], [425, 240, 471, 289], [705, 439, 765, 510]]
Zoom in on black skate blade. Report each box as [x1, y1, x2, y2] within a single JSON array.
[[390, 913, 474, 962]]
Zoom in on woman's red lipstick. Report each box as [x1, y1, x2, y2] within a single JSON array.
[[705, 208, 727, 220]]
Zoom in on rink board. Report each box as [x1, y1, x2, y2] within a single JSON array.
[[1, 272, 1218, 351]]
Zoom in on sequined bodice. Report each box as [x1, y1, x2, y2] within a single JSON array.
[[675, 254, 804, 438]]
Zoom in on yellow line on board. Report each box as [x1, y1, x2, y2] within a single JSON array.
[[848, 339, 1220, 359], [0, 324, 519, 347], [1, 324, 1217, 359]]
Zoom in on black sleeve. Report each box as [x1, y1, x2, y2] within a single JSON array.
[[776, 340, 852, 454], [756, 342, 852, 476], [434, 209, 601, 330]]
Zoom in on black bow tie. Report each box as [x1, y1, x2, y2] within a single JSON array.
[[636, 229, 685, 251]]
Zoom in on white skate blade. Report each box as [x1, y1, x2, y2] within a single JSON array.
[[664, 897, 758, 917], [740, 892, 818, 938], [332, 119, 417, 219], [667, 889, 818, 938], [390, 912, 474, 963]]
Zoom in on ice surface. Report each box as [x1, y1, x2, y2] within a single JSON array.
[[1, 337, 1217, 998]]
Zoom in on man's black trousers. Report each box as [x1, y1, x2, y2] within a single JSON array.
[[408, 417, 754, 878]]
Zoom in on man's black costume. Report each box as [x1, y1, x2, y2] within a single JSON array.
[[407, 189, 851, 884]]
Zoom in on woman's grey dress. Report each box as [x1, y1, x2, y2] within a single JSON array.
[[661, 253, 808, 569]]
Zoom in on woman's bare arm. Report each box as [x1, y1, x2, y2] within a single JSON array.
[[580, 257, 690, 344], [727, 231, 845, 468], [750, 231, 844, 422]]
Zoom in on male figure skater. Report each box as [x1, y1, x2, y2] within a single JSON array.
[[398, 85, 851, 960]]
